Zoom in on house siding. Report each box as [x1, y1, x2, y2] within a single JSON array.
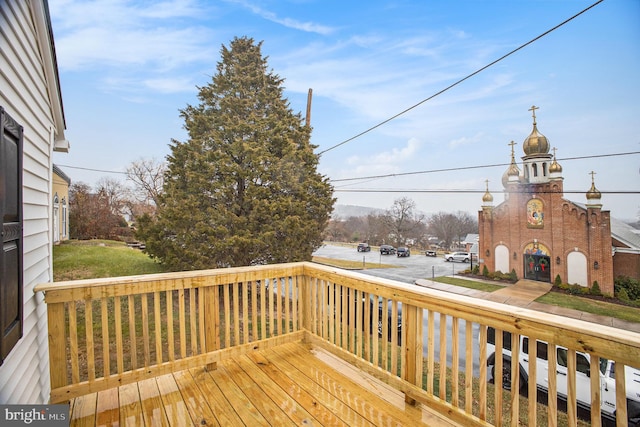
[[0, 0, 63, 404]]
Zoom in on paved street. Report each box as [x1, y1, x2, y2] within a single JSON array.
[[313, 243, 472, 284]]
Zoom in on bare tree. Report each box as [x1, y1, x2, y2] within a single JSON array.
[[126, 157, 165, 206], [427, 211, 477, 250], [386, 197, 425, 246], [95, 177, 131, 217], [69, 182, 127, 240]]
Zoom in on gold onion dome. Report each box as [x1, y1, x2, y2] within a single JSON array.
[[586, 171, 601, 201], [523, 105, 549, 155], [549, 147, 562, 173], [482, 180, 493, 203], [505, 141, 520, 183]]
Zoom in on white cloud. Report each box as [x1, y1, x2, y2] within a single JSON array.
[[344, 138, 422, 176], [225, 0, 336, 35], [449, 132, 485, 149]]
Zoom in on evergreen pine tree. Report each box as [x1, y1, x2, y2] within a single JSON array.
[[138, 37, 334, 270]]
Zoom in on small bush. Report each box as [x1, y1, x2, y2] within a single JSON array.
[[482, 265, 489, 277], [590, 281, 602, 296], [614, 276, 640, 301], [554, 274, 562, 286], [509, 269, 517, 282], [499, 272, 512, 281], [472, 265, 480, 275], [617, 287, 630, 302]]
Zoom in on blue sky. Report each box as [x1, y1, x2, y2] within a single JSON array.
[[50, 0, 640, 220]]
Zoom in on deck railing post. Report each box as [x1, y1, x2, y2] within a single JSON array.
[[403, 303, 422, 405], [300, 272, 312, 343], [203, 285, 219, 371], [47, 301, 67, 399]]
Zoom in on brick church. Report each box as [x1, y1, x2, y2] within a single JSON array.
[[477, 106, 639, 296]]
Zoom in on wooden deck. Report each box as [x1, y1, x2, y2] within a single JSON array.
[[69, 341, 459, 426]]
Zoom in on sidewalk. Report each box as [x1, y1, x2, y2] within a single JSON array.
[[414, 277, 640, 334]]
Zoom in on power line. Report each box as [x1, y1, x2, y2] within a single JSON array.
[[56, 164, 128, 175], [330, 151, 640, 184], [317, 0, 605, 156], [334, 189, 640, 194]]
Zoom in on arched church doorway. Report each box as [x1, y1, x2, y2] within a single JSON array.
[[523, 242, 551, 282]]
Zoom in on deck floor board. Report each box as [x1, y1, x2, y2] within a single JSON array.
[[69, 341, 459, 426]]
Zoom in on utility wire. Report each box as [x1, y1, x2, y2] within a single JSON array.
[[334, 189, 640, 194], [317, 0, 604, 156], [330, 151, 640, 184], [56, 164, 128, 175]]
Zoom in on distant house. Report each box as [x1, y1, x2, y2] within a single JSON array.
[[611, 218, 640, 280], [461, 233, 479, 253], [52, 165, 71, 243], [0, 0, 69, 403]]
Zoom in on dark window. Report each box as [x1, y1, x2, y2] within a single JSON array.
[[576, 354, 590, 375], [557, 348, 568, 367], [536, 341, 548, 360], [487, 327, 512, 351], [523, 338, 549, 360], [0, 107, 24, 365], [556, 348, 590, 375]]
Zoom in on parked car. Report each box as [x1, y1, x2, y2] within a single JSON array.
[[444, 251, 470, 262], [484, 327, 640, 425], [425, 250, 437, 257], [396, 247, 410, 257], [380, 245, 396, 255], [357, 243, 371, 252], [327, 289, 402, 344]]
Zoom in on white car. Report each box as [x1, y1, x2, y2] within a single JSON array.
[[444, 252, 470, 262], [484, 327, 640, 425]]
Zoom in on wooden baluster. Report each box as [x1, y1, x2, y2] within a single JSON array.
[[166, 290, 174, 363], [547, 343, 557, 427], [451, 316, 459, 407], [68, 302, 79, 383], [85, 299, 96, 381], [178, 289, 186, 358], [439, 313, 447, 400], [427, 310, 435, 394], [567, 349, 577, 425], [126, 296, 136, 370], [101, 298, 110, 377], [465, 320, 473, 415], [154, 291, 162, 365], [114, 297, 123, 374]]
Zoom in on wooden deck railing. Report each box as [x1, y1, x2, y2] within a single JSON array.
[[35, 262, 640, 426]]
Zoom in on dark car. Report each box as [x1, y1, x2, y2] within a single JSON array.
[[425, 250, 437, 257], [357, 242, 371, 252], [396, 247, 410, 257], [380, 245, 396, 255], [328, 289, 402, 344]]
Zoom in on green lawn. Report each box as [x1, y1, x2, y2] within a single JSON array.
[[433, 276, 640, 324], [311, 256, 397, 269], [432, 276, 506, 292], [53, 239, 167, 281]]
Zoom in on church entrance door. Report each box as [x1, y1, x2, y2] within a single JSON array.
[[523, 254, 551, 282]]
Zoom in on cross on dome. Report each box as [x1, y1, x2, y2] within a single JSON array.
[[529, 105, 539, 124]]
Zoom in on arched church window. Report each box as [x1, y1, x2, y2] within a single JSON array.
[[532, 163, 538, 177]]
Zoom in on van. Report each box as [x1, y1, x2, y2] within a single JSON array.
[[484, 327, 640, 425]]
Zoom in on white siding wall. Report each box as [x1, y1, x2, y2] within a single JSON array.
[[0, 0, 56, 403]]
